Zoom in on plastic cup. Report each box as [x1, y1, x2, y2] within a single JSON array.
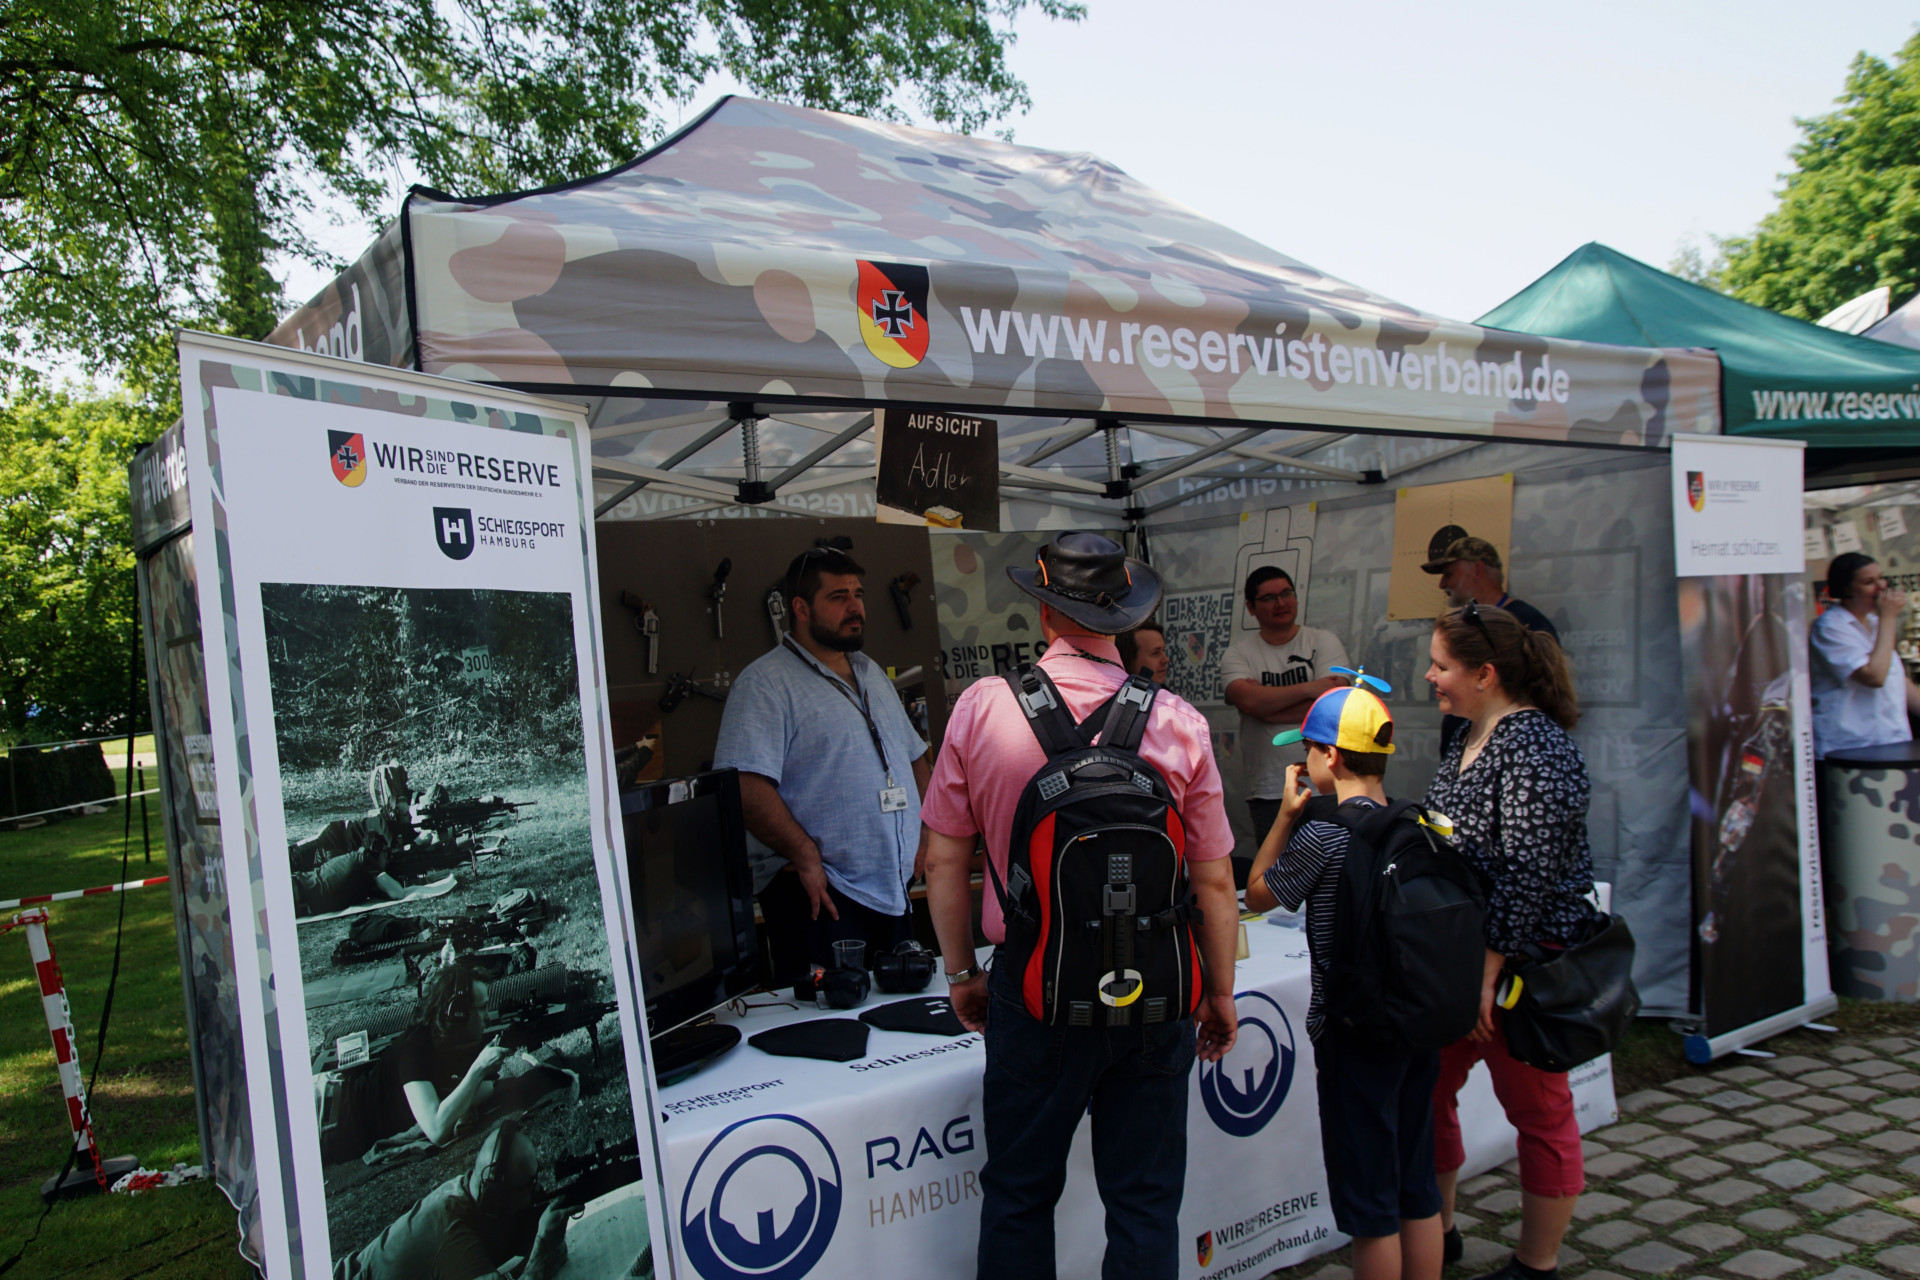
[[833, 940, 867, 971]]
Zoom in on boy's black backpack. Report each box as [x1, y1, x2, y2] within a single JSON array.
[[1321, 799, 1487, 1052], [987, 666, 1203, 1027]]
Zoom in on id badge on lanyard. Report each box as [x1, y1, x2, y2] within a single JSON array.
[[786, 637, 905, 813]]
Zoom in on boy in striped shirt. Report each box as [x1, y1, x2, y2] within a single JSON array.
[[1245, 686, 1442, 1280]]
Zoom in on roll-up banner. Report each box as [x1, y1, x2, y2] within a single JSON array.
[[1670, 434, 1833, 1059], [175, 333, 672, 1278]]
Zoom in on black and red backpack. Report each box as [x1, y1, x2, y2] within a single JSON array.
[[986, 666, 1203, 1027]]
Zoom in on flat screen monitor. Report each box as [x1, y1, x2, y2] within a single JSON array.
[[619, 769, 760, 1038]]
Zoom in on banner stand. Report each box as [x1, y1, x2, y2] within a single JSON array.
[[1680, 993, 1839, 1064], [1671, 434, 1834, 1062]]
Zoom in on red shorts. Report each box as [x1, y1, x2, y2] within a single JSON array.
[[1431, 1010, 1585, 1198]]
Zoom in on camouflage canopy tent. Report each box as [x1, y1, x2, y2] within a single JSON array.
[[273, 96, 1720, 524], [268, 97, 1738, 1017]]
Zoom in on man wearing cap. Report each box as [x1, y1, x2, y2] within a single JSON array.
[[1221, 566, 1352, 877], [922, 531, 1241, 1280], [1422, 535, 1558, 641], [1422, 535, 1559, 756]]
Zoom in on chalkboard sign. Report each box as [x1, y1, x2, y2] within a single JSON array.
[[874, 408, 1000, 531]]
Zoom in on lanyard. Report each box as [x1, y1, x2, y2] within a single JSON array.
[[782, 636, 894, 783]]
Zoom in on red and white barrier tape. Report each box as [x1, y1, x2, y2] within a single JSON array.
[[0, 875, 168, 912], [11, 908, 107, 1188]]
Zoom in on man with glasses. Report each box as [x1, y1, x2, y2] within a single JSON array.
[[714, 542, 930, 984], [1221, 567, 1350, 881]]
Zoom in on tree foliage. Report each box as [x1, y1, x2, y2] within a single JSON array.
[[0, 385, 160, 742], [0, 0, 1081, 375], [1719, 32, 1920, 320]]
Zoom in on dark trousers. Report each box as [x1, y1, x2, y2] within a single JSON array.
[[977, 963, 1197, 1280], [758, 869, 912, 986], [1241, 797, 1286, 890]]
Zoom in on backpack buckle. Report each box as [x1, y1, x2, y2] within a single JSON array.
[[1103, 884, 1136, 915], [1020, 681, 1058, 716], [1116, 680, 1152, 710]]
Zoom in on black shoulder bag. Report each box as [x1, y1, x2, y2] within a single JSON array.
[[1500, 912, 1641, 1073]]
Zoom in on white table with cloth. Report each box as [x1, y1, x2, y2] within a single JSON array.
[[654, 915, 1616, 1280]]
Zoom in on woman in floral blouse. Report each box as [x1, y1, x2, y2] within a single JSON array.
[[1424, 602, 1594, 1280]]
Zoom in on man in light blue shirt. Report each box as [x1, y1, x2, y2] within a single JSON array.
[[1811, 553, 1919, 758], [714, 543, 930, 981]]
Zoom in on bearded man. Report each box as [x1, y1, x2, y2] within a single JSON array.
[[714, 543, 931, 982]]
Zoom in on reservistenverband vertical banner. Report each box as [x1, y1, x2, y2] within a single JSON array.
[[1670, 435, 1827, 1038], [177, 334, 674, 1280]]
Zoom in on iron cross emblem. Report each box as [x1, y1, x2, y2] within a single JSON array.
[[871, 289, 916, 337]]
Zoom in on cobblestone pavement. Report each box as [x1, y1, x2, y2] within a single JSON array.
[[1275, 1032, 1920, 1280]]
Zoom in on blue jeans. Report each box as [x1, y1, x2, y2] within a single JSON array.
[[977, 965, 1197, 1280]]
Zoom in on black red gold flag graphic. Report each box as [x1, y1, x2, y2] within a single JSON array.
[[329, 430, 367, 487], [1687, 470, 1705, 512], [857, 261, 931, 368]]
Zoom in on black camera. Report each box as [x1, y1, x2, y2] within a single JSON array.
[[873, 941, 937, 994], [794, 963, 871, 1009]]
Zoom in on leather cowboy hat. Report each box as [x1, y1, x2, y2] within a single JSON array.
[[1007, 532, 1162, 635]]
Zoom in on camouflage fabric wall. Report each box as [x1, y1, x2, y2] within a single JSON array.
[[136, 528, 260, 1259], [275, 96, 1717, 448], [1823, 763, 1920, 1001]]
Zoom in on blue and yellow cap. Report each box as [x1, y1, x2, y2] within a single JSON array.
[[1273, 686, 1396, 755]]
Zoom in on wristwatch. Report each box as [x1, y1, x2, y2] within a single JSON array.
[[944, 964, 983, 985]]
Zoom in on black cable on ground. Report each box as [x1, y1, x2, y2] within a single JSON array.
[[0, 619, 146, 1275]]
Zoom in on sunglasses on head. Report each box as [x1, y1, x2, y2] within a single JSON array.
[[1463, 599, 1495, 650]]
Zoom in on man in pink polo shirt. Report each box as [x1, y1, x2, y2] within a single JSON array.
[[923, 531, 1239, 1280]]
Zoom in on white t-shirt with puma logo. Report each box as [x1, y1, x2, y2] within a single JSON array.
[[1220, 626, 1350, 799]]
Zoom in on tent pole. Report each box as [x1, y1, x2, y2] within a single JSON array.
[[1020, 422, 1098, 467], [766, 413, 875, 493], [593, 416, 740, 516], [1131, 428, 1269, 490]]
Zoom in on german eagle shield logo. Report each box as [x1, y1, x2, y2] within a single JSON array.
[[857, 260, 930, 368], [1196, 1231, 1213, 1267], [328, 430, 367, 487], [1686, 471, 1705, 512]]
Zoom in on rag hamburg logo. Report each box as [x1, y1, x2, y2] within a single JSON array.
[[328, 430, 367, 487], [1198, 990, 1295, 1137], [434, 507, 475, 561], [857, 260, 930, 369], [681, 1113, 843, 1280], [1687, 470, 1706, 512]]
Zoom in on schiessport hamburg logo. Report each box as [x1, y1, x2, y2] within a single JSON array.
[[857, 260, 930, 368], [1687, 470, 1706, 512], [1198, 990, 1295, 1137], [328, 429, 367, 487], [681, 1113, 843, 1280]]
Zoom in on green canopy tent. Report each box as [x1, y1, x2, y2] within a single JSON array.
[[1480, 243, 1920, 468]]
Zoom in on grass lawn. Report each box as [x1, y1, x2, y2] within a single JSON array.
[[0, 773, 254, 1280]]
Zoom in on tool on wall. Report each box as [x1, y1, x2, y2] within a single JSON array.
[[659, 671, 731, 713], [888, 572, 921, 630], [766, 588, 788, 641], [620, 591, 660, 674], [708, 558, 732, 639]]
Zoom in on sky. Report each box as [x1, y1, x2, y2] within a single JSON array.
[[287, 1, 1920, 326]]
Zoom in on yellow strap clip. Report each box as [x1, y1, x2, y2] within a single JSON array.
[[1098, 969, 1144, 1007]]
